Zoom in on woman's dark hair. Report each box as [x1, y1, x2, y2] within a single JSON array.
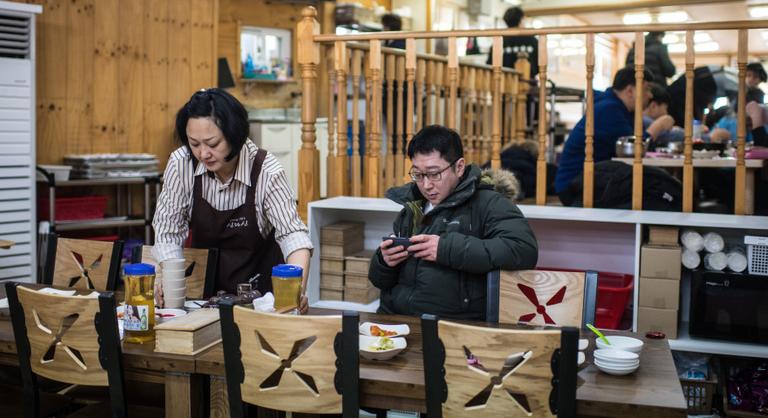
[[174, 88, 249, 162], [407, 125, 463, 163], [747, 62, 767, 83], [381, 13, 402, 31], [648, 83, 671, 107], [646, 31, 665, 42], [503, 7, 524, 28]]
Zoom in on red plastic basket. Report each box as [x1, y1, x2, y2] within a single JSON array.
[[39, 196, 109, 221], [595, 272, 634, 330]]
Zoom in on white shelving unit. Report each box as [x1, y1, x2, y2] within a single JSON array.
[[0, 1, 42, 284], [307, 196, 768, 356]]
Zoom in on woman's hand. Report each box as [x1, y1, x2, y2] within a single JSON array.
[[154, 281, 165, 308], [298, 294, 309, 314]]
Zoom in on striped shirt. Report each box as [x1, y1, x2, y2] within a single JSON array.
[[151, 139, 312, 262]]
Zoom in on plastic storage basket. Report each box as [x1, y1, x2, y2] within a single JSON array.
[[595, 273, 634, 330], [680, 368, 718, 415], [39, 196, 109, 221], [745, 235, 768, 276]]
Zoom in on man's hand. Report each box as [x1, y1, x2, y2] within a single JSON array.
[[380, 238, 409, 267], [646, 115, 675, 139], [408, 234, 440, 262]]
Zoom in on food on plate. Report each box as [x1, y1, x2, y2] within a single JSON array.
[[370, 325, 397, 337], [369, 337, 395, 351]]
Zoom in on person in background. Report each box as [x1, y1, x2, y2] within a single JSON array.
[[381, 13, 405, 50], [644, 83, 687, 146], [152, 88, 312, 312], [488, 6, 538, 78], [711, 87, 765, 143], [746, 62, 767, 89], [368, 125, 538, 320], [555, 67, 675, 205], [626, 32, 676, 86]]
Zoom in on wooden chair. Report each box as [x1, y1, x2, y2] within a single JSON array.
[[5, 282, 160, 418], [422, 314, 579, 418], [219, 300, 359, 418], [43, 236, 124, 291], [132, 245, 218, 299], [486, 270, 598, 328]]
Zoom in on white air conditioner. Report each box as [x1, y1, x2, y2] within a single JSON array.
[[0, 0, 42, 283]]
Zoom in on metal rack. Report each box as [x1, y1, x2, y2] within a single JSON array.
[[36, 168, 161, 244]]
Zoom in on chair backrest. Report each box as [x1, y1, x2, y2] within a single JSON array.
[[422, 314, 578, 418], [133, 245, 218, 299], [6, 283, 126, 417], [487, 269, 595, 328], [46, 236, 124, 291], [219, 301, 359, 418]]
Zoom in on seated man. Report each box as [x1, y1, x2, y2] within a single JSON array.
[[368, 125, 538, 320], [555, 67, 674, 206]]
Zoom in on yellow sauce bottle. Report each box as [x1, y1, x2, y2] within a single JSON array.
[[123, 263, 156, 343], [271, 264, 303, 313]]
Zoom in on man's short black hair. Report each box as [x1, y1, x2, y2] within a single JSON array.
[[381, 13, 402, 31], [503, 7, 524, 28], [175, 88, 249, 162], [648, 83, 671, 106], [612, 66, 655, 91], [747, 62, 767, 83], [407, 125, 464, 163]]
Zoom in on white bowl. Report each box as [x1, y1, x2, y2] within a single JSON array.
[[359, 335, 407, 361], [359, 322, 410, 337], [164, 286, 186, 299], [595, 360, 640, 376], [162, 278, 186, 290], [595, 336, 644, 353], [579, 338, 589, 351], [161, 269, 186, 280], [38, 165, 72, 182], [161, 258, 186, 270], [164, 296, 185, 309], [593, 348, 639, 362], [594, 357, 640, 369]]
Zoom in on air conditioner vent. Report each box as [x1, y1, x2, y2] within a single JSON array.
[[0, 13, 30, 59]]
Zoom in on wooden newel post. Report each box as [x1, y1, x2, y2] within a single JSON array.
[[735, 29, 748, 215], [297, 6, 321, 221], [632, 32, 645, 211], [491, 36, 503, 170], [583, 33, 595, 209], [514, 52, 530, 142], [536, 35, 548, 206], [366, 40, 382, 197], [683, 31, 695, 213]]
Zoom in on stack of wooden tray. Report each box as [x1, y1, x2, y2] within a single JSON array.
[[319, 222, 364, 301]]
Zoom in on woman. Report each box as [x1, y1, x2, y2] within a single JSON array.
[[152, 88, 312, 312]]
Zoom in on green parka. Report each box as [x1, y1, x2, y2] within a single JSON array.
[[368, 164, 538, 320]]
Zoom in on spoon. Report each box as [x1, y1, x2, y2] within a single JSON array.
[[586, 323, 611, 346]]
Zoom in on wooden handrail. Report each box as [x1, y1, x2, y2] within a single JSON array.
[[314, 20, 768, 42]]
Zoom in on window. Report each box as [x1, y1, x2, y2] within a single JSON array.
[[240, 26, 292, 80]]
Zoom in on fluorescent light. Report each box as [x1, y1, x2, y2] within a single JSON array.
[[695, 42, 719, 52], [623, 13, 652, 25], [662, 34, 679, 44], [694, 32, 712, 43], [667, 43, 686, 53], [658, 11, 689, 23], [561, 38, 584, 48], [749, 6, 768, 18], [531, 19, 544, 29]]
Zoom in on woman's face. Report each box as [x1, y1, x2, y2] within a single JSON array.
[[186, 117, 232, 173]]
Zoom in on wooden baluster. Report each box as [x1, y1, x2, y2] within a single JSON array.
[[683, 31, 695, 212], [447, 37, 458, 130], [416, 59, 425, 132], [735, 29, 748, 215], [482, 70, 491, 164], [478, 69, 486, 164], [465, 67, 476, 164], [472, 68, 481, 164], [515, 53, 531, 141], [436, 62, 445, 126], [426, 60, 435, 125], [632, 32, 645, 210], [351, 49, 363, 196], [395, 55, 405, 186], [491, 37, 503, 170], [297, 7, 320, 220], [583, 33, 595, 209], [385, 53, 396, 190], [509, 73, 518, 144], [404, 39, 416, 184], [536, 35, 548, 206], [334, 41, 349, 196], [363, 52, 372, 197], [326, 46, 337, 197], [366, 40, 382, 197]]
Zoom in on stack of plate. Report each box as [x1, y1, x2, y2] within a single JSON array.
[[593, 348, 640, 375]]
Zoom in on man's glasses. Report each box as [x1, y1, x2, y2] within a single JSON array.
[[409, 161, 456, 183]]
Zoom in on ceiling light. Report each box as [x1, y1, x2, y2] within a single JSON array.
[[531, 19, 544, 29], [623, 13, 652, 25], [561, 38, 584, 48], [662, 34, 679, 44], [667, 43, 686, 53], [658, 11, 689, 23], [749, 6, 768, 18], [694, 33, 712, 43], [695, 42, 719, 52]]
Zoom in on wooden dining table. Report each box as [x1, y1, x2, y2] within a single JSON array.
[[0, 289, 688, 418]]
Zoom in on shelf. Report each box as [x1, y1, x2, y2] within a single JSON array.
[[669, 322, 768, 358], [239, 78, 295, 84], [36, 176, 159, 187], [54, 217, 145, 232]]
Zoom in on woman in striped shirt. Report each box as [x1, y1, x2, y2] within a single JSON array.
[[152, 89, 312, 312]]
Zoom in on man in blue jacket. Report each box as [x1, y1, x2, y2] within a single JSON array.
[[555, 67, 674, 205]]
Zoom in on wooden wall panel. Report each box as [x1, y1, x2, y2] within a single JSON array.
[[34, 0, 218, 165]]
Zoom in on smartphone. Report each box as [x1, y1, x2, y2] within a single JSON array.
[[382, 236, 412, 249]]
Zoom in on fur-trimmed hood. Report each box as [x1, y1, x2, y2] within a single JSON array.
[[480, 168, 521, 201]]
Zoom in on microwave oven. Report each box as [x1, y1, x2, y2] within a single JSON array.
[[689, 270, 768, 344]]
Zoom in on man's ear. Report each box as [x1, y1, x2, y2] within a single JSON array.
[[455, 157, 466, 176]]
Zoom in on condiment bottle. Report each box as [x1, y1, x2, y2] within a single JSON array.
[[123, 263, 156, 343]]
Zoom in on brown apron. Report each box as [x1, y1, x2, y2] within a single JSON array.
[[189, 149, 284, 295]]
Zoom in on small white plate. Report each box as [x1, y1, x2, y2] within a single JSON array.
[[578, 351, 586, 367], [579, 338, 589, 351], [595, 336, 644, 353], [359, 335, 407, 361], [595, 360, 639, 375], [359, 322, 410, 337], [155, 308, 187, 320], [184, 300, 208, 309], [594, 348, 639, 361]]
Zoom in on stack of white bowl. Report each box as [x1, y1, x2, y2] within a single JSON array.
[[161, 258, 186, 308], [593, 336, 644, 375]]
